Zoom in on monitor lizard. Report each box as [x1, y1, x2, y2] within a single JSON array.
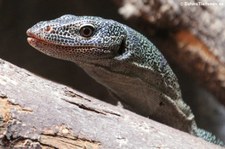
[[26, 15, 224, 146]]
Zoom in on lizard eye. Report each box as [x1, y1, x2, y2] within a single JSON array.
[[79, 24, 95, 38]]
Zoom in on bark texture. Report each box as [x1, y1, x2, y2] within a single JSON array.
[[113, 0, 225, 106], [0, 59, 223, 148]]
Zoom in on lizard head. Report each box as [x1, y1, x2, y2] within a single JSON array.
[[27, 15, 127, 63]]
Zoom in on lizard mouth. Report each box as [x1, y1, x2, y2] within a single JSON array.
[[27, 33, 114, 60], [27, 37, 111, 54], [26, 31, 111, 52]]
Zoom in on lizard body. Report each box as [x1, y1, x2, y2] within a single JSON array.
[[27, 15, 224, 145]]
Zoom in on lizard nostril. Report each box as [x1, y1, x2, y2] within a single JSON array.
[[44, 25, 52, 32]]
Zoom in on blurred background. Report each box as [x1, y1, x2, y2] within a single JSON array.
[[0, 0, 224, 141]]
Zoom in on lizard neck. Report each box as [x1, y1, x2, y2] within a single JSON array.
[[77, 59, 196, 133]]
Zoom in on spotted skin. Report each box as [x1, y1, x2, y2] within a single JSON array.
[[27, 15, 224, 146]]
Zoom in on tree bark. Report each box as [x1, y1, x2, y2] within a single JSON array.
[[112, 0, 225, 106], [0, 58, 222, 148]]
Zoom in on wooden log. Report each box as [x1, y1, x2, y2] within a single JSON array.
[[0, 59, 223, 148]]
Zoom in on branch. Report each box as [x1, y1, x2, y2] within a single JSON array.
[[0, 59, 222, 148]]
